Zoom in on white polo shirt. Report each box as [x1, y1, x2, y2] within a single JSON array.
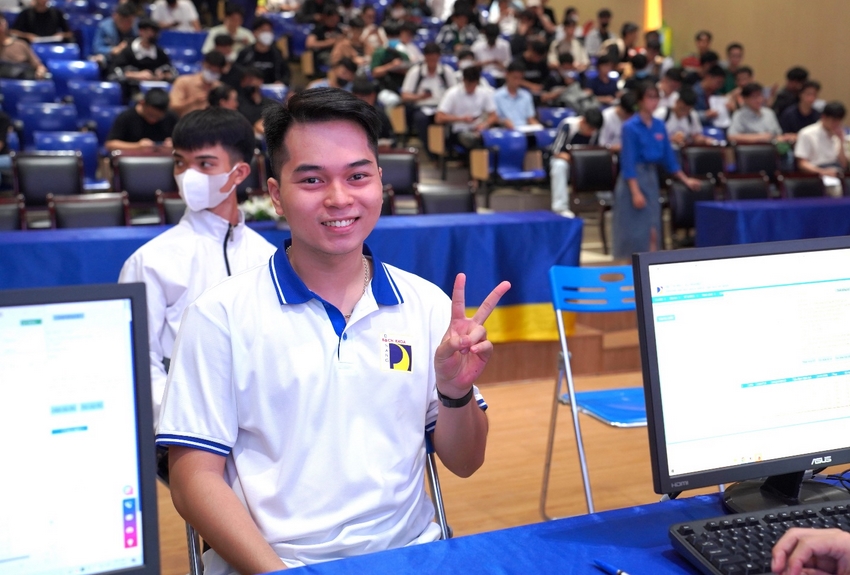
[[795, 121, 843, 166], [156, 242, 487, 573], [401, 63, 457, 108], [471, 36, 512, 79], [118, 208, 276, 424], [653, 106, 703, 143], [437, 84, 497, 133]]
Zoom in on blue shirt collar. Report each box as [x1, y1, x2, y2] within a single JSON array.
[[268, 240, 404, 307]]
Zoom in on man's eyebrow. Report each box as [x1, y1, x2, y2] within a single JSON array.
[[292, 159, 374, 173]]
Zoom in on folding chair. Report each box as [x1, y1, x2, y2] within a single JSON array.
[[0, 194, 25, 230], [541, 265, 646, 517], [681, 145, 726, 179], [176, 431, 451, 575], [568, 147, 617, 254], [48, 191, 129, 228], [733, 143, 778, 180], [471, 128, 547, 206], [779, 173, 826, 199], [721, 173, 771, 201], [378, 147, 422, 214], [667, 177, 716, 247]]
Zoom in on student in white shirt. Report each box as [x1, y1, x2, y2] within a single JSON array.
[[653, 86, 707, 149], [157, 88, 510, 574], [435, 65, 498, 150], [471, 24, 512, 84], [795, 101, 848, 197], [599, 91, 637, 151], [118, 108, 276, 423], [401, 42, 457, 149]]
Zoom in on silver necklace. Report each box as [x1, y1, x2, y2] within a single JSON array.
[[286, 246, 369, 320]]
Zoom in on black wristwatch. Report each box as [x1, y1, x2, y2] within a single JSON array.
[[437, 387, 474, 408]]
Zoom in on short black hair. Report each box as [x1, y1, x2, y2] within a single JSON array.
[[677, 86, 697, 107], [645, 39, 661, 53], [208, 84, 236, 107], [252, 16, 272, 30], [801, 80, 821, 93], [172, 108, 256, 165], [423, 42, 441, 55], [348, 16, 364, 29], [726, 42, 743, 53], [630, 53, 647, 70], [335, 57, 357, 73], [462, 65, 481, 83], [529, 40, 548, 55], [664, 67, 684, 83], [597, 8, 611, 18], [204, 51, 227, 68], [263, 88, 380, 179], [596, 55, 613, 67], [558, 52, 574, 65], [321, 4, 338, 17], [786, 66, 808, 83], [705, 64, 725, 78], [506, 60, 526, 74], [383, 21, 401, 37], [457, 49, 474, 61], [115, 3, 136, 17], [621, 22, 638, 37], [634, 80, 658, 102], [243, 66, 264, 81], [699, 50, 719, 66], [223, 1, 243, 17], [138, 17, 159, 31], [694, 30, 712, 42], [351, 78, 377, 96], [740, 82, 763, 98], [822, 101, 846, 120], [619, 91, 637, 114], [483, 23, 499, 38], [735, 65, 753, 77], [214, 34, 234, 47], [584, 107, 603, 130], [400, 21, 418, 35], [143, 87, 169, 111]]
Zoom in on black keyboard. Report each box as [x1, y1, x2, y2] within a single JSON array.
[[669, 499, 850, 575]]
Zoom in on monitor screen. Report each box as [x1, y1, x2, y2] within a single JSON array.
[[0, 283, 159, 575], [633, 237, 850, 513]]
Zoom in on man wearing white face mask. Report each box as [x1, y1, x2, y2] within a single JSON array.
[[118, 108, 276, 425], [236, 17, 290, 86], [170, 51, 225, 117]]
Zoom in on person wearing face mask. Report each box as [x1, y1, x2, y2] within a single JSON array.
[[118, 107, 276, 425], [236, 16, 290, 85], [307, 57, 357, 91], [208, 84, 240, 110], [170, 51, 226, 117], [211, 34, 246, 88], [237, 67, 277, 136], [150, 0, 201, 31], [108, 18, 175, 99]]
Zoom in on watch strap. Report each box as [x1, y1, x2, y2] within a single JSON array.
[[437, 386, 474, 408]]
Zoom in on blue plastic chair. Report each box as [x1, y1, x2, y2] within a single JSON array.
[[538, 107, 576, 128], [172, 61, 202, 75], [480, 128, 546, 182], [67, 13, 102, 58], [158, 30, 206, 53], [0, 79, 56, 118], [139, 81, 172, 94], [89, 104, 126, 155], [163, 46, 201, 63], [33, 43, 81, 61], [260, 84, 288, 102], [17, 102, 79, 149], [533, 127, 559, 151], [541, 265, 646, 517], [66, 80, 122, 120], [45, 60, 100, 99], [34, 131, 110, 191]]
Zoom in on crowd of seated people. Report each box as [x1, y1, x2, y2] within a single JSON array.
[[0, 0, 847, 220]]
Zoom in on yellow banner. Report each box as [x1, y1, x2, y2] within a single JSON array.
[[469, 303, 576, 343]]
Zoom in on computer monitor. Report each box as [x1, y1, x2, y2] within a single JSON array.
[[0, 283, 160, 575], [634, 237, 850, 513]]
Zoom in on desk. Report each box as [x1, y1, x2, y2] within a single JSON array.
[[284, 495, 725, 575], [0, 212, 582, 342], [696, 198, 850, 247]]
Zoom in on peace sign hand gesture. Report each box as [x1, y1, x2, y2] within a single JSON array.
[[434, 274, 511, 398]]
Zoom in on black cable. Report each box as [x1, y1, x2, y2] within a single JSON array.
[[825, 468, 850, 494], [223, 224, 232, 276]]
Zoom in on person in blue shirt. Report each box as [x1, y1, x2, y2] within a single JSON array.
[[93, 3, 138, 63], [613, 81, 701, 259], [493, 61, 540, 129]]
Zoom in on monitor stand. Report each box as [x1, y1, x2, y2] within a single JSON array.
[[722, 471, 850, 514]]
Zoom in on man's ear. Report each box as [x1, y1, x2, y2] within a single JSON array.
[[229, 161, 253, 188], [267, 178, 286, 217]]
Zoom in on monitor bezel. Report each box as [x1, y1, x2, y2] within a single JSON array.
[[0, 282, 160, 575], [633, 236, 850, 496]]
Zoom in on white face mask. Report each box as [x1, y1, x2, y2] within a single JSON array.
[[257, 31, 275, 46], [202, 69, 220, 83], [176, 166, 238, 212]]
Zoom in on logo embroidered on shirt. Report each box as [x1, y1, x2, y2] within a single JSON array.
[[382, 334, 412, 372]]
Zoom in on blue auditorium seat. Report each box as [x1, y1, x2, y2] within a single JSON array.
[[0, 79, 56, 118], [45, 60, 100, 98], [89, 104, 126, 155], [163, 46, 201, 63], [17, 102, 79, 149], [537, 107, 576, 128], [158, 30, 206, 53], [260, 84, 288, 101], [34, 131, 111, 191], [67, 13, 103, 58], [66, 80, 122, 120], [33, 43, 82, 62], [481, 128, 547, 182]]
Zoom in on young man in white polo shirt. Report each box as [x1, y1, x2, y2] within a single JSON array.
[[795, 101, 848, 197], [157, 88, 510, 574], [119, 108, 276, 424]]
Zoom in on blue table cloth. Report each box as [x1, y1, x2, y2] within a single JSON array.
[[0, 212, 583, 341], [278, 495, 726, 575], [696, 198, 850, 247]]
